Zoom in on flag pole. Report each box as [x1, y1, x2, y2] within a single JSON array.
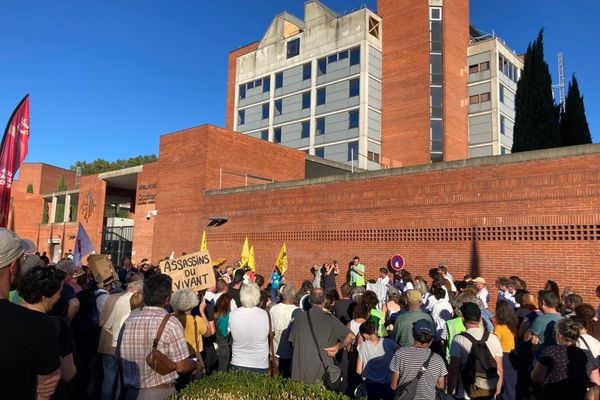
[[0, 94, 29, 152]]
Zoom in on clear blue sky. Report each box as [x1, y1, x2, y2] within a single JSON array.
[[1, 1, 598, 169]]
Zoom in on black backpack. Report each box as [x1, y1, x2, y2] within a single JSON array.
[[460, 331, 499, 398]]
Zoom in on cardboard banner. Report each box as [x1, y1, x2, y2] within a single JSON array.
[[88, 254, 119, 287], [160, 250, 216, 292]]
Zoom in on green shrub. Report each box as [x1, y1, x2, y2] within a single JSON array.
[[178, 371, 352, 400]]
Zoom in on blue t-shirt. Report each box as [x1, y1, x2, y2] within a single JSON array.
[[271, 272, 282, 289]]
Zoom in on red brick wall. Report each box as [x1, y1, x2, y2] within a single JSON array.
[[200, 149, 600, 305], [379, 0, 430, 167], [76, 175, 106, 251], [443, 0, 469, 162], [132, 162, 159, 263], [13, 163, 76, 195], [225, 42, 259, 131]]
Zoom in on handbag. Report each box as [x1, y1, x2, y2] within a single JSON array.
[[394, 350, 434, 400], [193, 317, 206, 379], [266, 309, 279, 377], [146, 314, 177, 376], [307, 309, 342, 391]]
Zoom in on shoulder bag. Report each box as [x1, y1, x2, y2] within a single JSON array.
[[307, 309, 342, 391], [146, 314, 177, 375]]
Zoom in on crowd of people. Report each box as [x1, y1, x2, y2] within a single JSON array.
[[1, 227, 599, 400]]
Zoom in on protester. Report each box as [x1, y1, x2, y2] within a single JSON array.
[[332, 282, 353, 325], [349, 256, 366, 288], [268, 284, 297, 377], [531, 318, 600, 400], [399, 269, 415, 292], [363, 290, 386, 337], [494, 301, 519, 400], [438, 263, 454, 282], [562, 293, 583, 318], [269, 266, 284, 303], [390, 319, 448, 400], [0, 228, 61, 400], [383, 287, 402, 328], [214, 293, 233, 372], [298, 279, 313, 311], [373, 267, 391, 309], [322, 262, 339, 295], [525, 290, 563, 357], [392, 289, 434, 347], [228, 269, 244, 308], [447, 302, 503, 399], [575, 303, 600, 341], [48, 259, 81, 320], [473, 277, 490, 309], [228, 282, 270, 373], [213, 278, 228, 305], [117, 273, 195, 400], [289, 288, 354, 385], [496, 277, 517, 307], [356, 320, 399, 399]]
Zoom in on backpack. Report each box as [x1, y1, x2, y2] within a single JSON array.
[[460, 331, 498, 399]]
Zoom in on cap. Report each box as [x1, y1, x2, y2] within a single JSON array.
[[406, 289, 423, 304], [473, 277, 486, 284], [413, 319, 434, 335], [22, 255, 45, 274], [460, 302, 482, 322], [21, 239, 37, 255], [0, 228, 25, 268], [56, 259, 76, 275], [388, 287, 401, 297]]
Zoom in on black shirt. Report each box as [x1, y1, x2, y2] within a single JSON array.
[[331, 298, 353, 325], [321, 267, 337, 290], [48, 283, 76, 318], [229, 286, 242, 308], [0, 300, 60, 400]]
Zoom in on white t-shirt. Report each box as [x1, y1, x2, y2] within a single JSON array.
[[578, 333, 600, 358], [229, 307, 269, 369], [269, 303, 298, 359], [431, 299, 453, 340], [477, 287, 489, 309]]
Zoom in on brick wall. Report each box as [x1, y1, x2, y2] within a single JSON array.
[[225, 42, 259, 131], [132, 162, 159, 263], [77, 175, 106, 251], [13, 163, 76, 194]]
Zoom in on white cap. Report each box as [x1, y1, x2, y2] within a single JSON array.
[[0, 228, 25, 268]]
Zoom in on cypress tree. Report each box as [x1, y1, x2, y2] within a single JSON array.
[[512, 29, 560, 152], [560, 75, 591, 146]]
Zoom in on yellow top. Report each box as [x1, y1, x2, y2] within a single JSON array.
[[180, 314, 207, 355], [494, 323, 515, 353]]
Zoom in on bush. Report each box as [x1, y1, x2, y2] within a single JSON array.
[[178, 370, 352, 400]]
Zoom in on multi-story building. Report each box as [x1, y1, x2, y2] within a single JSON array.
[[468, 29, 524, 157], [227, 1, 383, 170]]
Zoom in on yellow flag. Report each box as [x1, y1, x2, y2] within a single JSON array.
[[200, 231, 207, 251], [248, 246, 256, 271], [275, 243, 287, 275], [240, 237, 250, 267]]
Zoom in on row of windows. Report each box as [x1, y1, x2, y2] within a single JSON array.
[[499, 54, 519, 83], [318, 47, 360, 75], [469, 92, 491, 104], [429, 7, 443, 163], [469, 61, 490, 74], [239, 77, 270, 99], [253, 110, 360, 140]]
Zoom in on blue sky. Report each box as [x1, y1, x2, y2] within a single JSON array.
[[1, 1, 598, 168]]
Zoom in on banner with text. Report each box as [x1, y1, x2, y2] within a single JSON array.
[[160, 250, 216, 291]]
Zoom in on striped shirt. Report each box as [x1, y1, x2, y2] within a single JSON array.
[[389, 347, 448, 400], [116, 306, 189, 388]]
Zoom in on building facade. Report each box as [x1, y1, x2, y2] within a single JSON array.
[[468, 31, 524, 157]]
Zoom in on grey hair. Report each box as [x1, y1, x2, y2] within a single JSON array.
[[170, 288, 199, 312], [309, 288, 326, 305], [240, 282, 261, 308], [127, 280, 144, 293], [280, 284, 296, 301], [452, 294, 482, 316]]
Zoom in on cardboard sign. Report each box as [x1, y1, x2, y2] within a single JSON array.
[[88, 254, 119, 286], [159, 250, 216, 292]]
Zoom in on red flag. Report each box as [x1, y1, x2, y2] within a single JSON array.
[[0, 95, 30, 227]]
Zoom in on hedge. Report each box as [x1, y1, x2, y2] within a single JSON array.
[[178, 370, 352, 400]]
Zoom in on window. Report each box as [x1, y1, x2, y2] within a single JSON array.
[[247, 81, 254, 89], [328, 54, 338, 64], [431, 120, 443, 141], [431, 54, 442, 84], [367, 151, 380, 163], [302, 92, 311, 110], [480, 92, 491, 102], [500, 115, 505, 134], [498, 55, 503, 72], [275, 72, 283, 89], [349, 110, 359, 129], [286, 38, 300, 59], [350, 47, 360, 66], [469, 95, 480, 104], [501, 147, 508, 155], [315, 147, 325, 158], [262, 103, 269, 120], [499, 85, 505, 104], [508, 64, 513, 81], [430, 20, 442, 52], [239, 84, 246, 99], [274, 127, 281, 143], [317, 58, 327, 75], [255, 79, 262, 88], [347, 142, 358, 161], [274, 99, 282, 116], [349, 78, 360, 97], [339, 50, 349, 60], [263, 77, 270, 93], [369, 16, 380, 39], [238, 110, 245, 125], [317, 87, 326, 106], [301, 121, 310, 138], [261, 130, 269, 141], [480, 61, 490, 72], [316, 118, 325, 135], [469, 64, 479, 74], [430, 86, 443, 117], [303, 63, 311, 81], [430, 7, 442, 20]]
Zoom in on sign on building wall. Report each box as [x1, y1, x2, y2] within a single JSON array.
[[159, 250, 216, 291]]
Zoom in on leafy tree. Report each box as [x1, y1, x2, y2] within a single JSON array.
[[57, 176, 67, 191], [560, 75, 591, 146], [70, 155, 157, 176], [512, 29, 560, 152], [25, 184, 33, 193]]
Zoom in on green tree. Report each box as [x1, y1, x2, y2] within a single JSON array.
[[57, 176, 67, 191], [25, 184, 33, 193], [70, 155, 157, 176], [560, 75, 591, 146], [512, 29, 560, 152]]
